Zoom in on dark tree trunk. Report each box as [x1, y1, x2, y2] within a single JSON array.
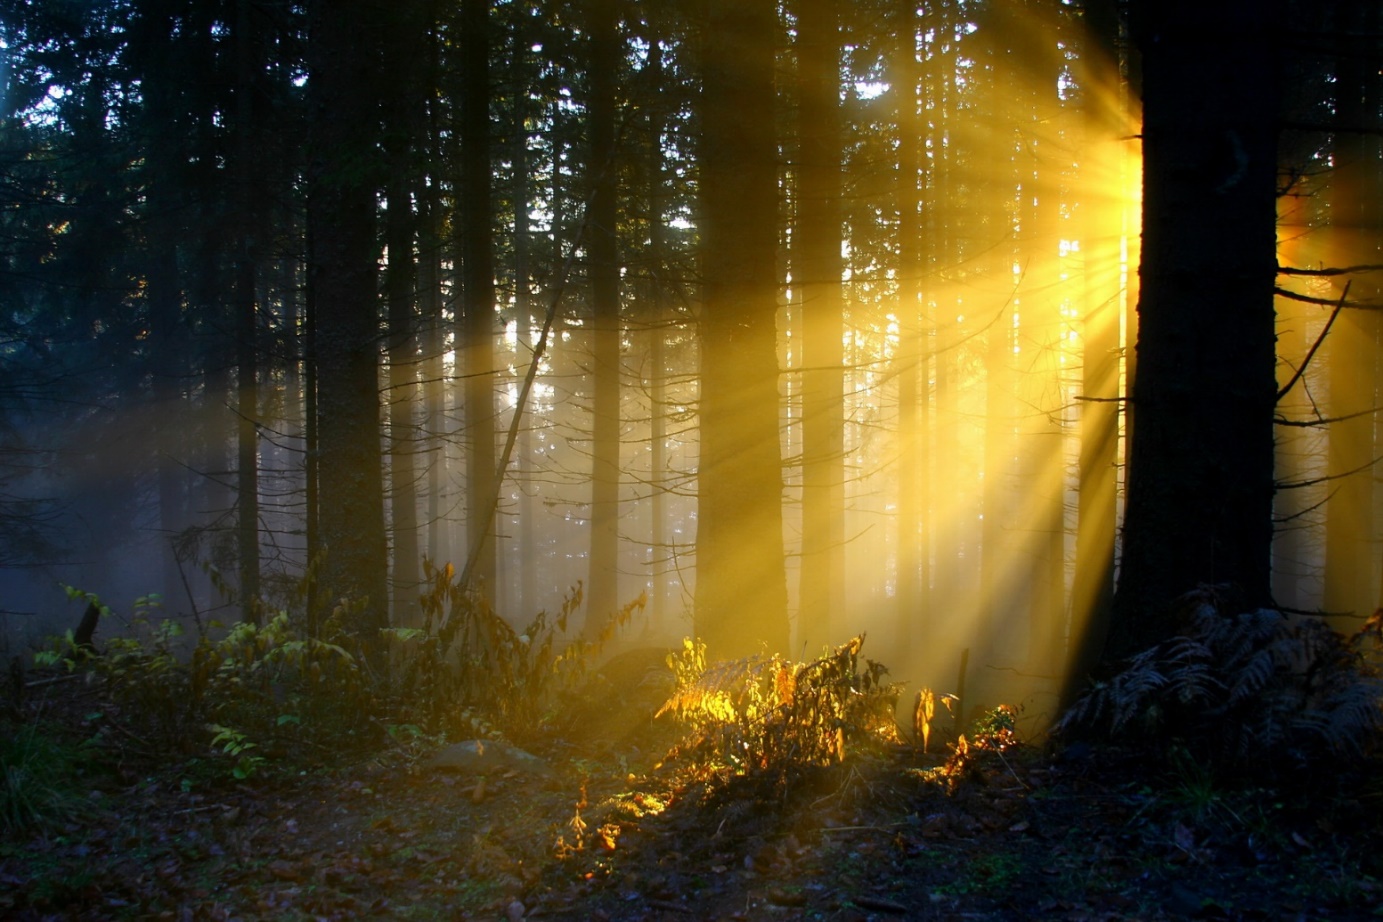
[[458, 0, 498, 597], [233, 0, 261, 624], [306, 0, 389, 648], [694, 0, 790, 658], [384, 3, 426, 627], [892, 0, 929, 673], [585, 0, 622, 637], [794, 0, 846, 654], [1105, 0, 1281, 660]]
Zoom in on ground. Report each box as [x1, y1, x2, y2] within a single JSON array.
[[4, 702, 1382, 921]]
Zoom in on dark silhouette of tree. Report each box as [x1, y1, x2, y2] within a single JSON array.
[[305, 0, 389, 646], [694, 0, 789, 658], [794, 0, 847, 654], [457, 0, 499, 597], [584, 0, 623, 636], [1104, 0, 1282, 659]]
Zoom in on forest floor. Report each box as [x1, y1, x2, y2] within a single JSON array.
[[4, 678, 1383, 921]]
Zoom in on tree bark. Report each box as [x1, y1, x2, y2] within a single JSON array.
[[1105, 0, 1281, 660], [384, 2, 426, 627], [306, 0, 389, 649], [694, 0, 790, 658], [458, 0, 498, 597], [585, 0, 622, 637], [794, 0, 846, 655]]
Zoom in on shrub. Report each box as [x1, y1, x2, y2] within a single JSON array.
[[1059, 586, 1383, 774], [657, 635, 903, 776]]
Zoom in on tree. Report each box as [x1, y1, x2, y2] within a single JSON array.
[[694, 0, 789, 658], [1102, 0, 1282, 660], [793, 0, 847, 654], [383, 0, 428, 626], [457, 0, 499, 598], [584, 0, 623, 636], [306, 0, 389, 646]]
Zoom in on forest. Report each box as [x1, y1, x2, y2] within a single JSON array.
[[2, 0, 1382, 919]]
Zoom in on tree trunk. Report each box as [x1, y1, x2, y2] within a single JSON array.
[[1066, 0, 1123, 689], [458, 0, 498, 597], [892, 0, 929, 676], [585, 0, 622, 637], [794, 0, 846, 655], [384, 3, 425, 627], [1323, 3, 1382, 620], [233, 0, 260, 624], [1105, 0, 1281, 660], [306, 0, 389, 649], [694, 0, 790, 658]]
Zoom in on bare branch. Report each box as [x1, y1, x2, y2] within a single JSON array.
[[1277, 281, 1348, 403]]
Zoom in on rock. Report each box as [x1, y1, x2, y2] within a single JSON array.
[[422, 739, 551, 777]]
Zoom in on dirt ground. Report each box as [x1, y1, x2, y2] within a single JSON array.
[[5, 709, 1382, 921]]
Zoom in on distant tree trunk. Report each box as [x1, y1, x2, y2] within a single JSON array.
[[893, 0, 929, 672], [512, 32, 538, 617], [419, 184, 448, 571], [694, 0, 790, 658], [384, 3, 425, 627], [1323, 3, 1382, 620], [133, 1, 192, 608], [306, 0, 389, 648], [233, 0, 260, 624], [643, 38, 670, 631], [794, 0, 846, 654], [1066, 0, 1123, 688], [458, 0, 497, 596], [1104, 0, 1281, 660], [418, 48, 448, 574], [585, 0, 622, 636]]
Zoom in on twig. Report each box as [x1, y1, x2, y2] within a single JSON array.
[[1277, 281, 1349, 403], [852, 894, 910, 914], [644, 898, 696, 915], [820, 823, 908, 834], [1278, 262, 1383, 276], [24, 673, 83, 689], [995, 748, 1029, 791]]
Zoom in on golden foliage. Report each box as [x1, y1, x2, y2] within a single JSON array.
[[657, 635, 902, 776]]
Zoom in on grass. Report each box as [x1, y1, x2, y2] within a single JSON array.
[[0, 720, 98, 836]]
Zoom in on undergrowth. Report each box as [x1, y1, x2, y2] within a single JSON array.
[[656, 635, 903, 779], [1059, 585, 1383, 776], [9, 559, 643, 823]]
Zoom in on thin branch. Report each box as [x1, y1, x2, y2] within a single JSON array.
[[1277, 281, 1348, 403], [1276, 452, 1382, 490], [1278, 263, 1383, 277], [1275, 406, 1379, 428], [458, 194, 594, 593], [1274, 284, 1374, 308]]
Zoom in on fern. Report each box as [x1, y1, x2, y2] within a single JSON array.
[[658, 635, 902, 776], [1060, 586, 1383, 774]]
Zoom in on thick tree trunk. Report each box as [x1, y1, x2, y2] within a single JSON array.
[[306, 0, 389, 649], [694, 0, 790, 658], [1105, 0, 1281, 660], [794, 0, 846, 655]]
